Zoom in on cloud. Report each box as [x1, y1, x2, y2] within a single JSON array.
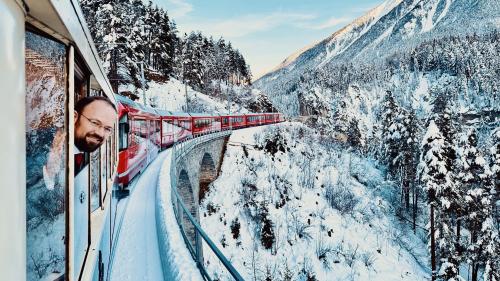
[[180, 12, 317, 39], [161, 0, 193, 18], [307, 16, 350, 30]]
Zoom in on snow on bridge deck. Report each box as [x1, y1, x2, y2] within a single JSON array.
[[110, 152, 167, 281]]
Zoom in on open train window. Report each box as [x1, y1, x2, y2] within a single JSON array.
[[119, 114, 129, 151], [73, 56, 92, 280]]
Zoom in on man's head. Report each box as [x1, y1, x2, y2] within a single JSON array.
[[74, 96, 117, 152]]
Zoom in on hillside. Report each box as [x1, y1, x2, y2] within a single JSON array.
[[253, 0, 500, 280], [201, 123, 430, 280]]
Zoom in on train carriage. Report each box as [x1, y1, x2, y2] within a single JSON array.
[[220, 115, 246, 130], [156, 109, 176, 149], [244, 113, 266, 127], [264, 113, 275, 124], [191, 113, 222, 136], [116, 95, 161, 187], [0, 0, 124, 280]]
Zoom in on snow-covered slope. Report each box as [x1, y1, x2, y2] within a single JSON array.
[[120, 78, 251, 114], [120, 78, 276, 114], [254, 0, 500, 112], [200, 123, 430, 280]]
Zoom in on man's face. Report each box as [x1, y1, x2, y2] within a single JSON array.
[[74, 100, 116, 152]]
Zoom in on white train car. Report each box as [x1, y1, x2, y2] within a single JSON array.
[[0, 0, 120, 280]]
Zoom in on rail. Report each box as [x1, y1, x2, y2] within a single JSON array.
[[169, 130, 244, 281]]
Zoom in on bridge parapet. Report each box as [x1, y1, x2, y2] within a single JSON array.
[[168, 131, 244, 281]]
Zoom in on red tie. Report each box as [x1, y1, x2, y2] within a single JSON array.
[[75, 153, 84, 174]]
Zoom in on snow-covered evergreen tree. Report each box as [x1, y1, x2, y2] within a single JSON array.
[[419, 120, 458, 280], [381, 90, 401, 173], [457, 129, 495, 281], [181, 32, 204, 90], [483, 128, 500, 281], [80, 0, 250, 97]]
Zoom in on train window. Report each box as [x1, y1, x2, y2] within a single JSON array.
[[141, 120, 148, 138], [25, 30, 68, 281], [119, 114, 129, 151], [107, 138, 112, 181], [73, 58, 91, 279], [149, 120, 155, 141], [91, 148, 101, 212], [111, 124, 115, 171], [101, 147, 107, 201], [89, 82, 102, 213]]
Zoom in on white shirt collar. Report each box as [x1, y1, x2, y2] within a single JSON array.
[[74, 144, 81, 155]]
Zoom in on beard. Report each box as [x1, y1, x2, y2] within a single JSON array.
[[75, 133, 104, 152]]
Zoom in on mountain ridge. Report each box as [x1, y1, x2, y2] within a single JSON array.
[[255, 0, 500, 107]]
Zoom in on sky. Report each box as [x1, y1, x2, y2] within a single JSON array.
[[153, 0, 383, 80]]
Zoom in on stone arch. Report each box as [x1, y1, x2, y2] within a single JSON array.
[[199, 153, 217, 202], [177, 169, 197, 247]]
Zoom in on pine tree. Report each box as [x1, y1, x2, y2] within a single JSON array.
[[489, 129, 500, 226], [380, 90, 401, 173], [419, 120, 455, 280], [399, 109, 420, 224], [458, 129, 495, 281], [483, 128, 500, 280], [181, 32, 205, 90]]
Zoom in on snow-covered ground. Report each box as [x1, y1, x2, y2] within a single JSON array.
[[121, 78, 249, 114], [156, 148, 204, 281], [110, 152, 168, 281], [200, 122, 431, 280]]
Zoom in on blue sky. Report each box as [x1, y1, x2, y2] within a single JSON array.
[[154, 0, 383, 80]]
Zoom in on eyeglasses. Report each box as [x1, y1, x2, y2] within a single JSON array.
[[79, 114, 114, 136]]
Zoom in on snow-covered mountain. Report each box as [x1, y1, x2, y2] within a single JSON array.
[[255, 0, 500, 112], [251, 1, 500, 280]]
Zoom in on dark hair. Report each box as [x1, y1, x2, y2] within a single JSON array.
[[75, 96, 117, 114]]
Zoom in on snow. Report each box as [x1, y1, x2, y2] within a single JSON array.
[[123, 78, 251, 114], [110, 152, 168, 281], [434, 0, 452, 26], [318, 0, 402, 67], [371, 23, 396, 48], [270, 40, 321, 74], [200, 123, 430, 280], [413, 76, 432, 116], [156, 148, 205, 281], [421, 0, 439, 32]]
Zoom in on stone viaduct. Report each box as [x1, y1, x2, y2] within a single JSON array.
[[173, 135, 230, 253]]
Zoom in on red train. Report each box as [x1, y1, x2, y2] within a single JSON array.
[[116, 95, 284, 187]]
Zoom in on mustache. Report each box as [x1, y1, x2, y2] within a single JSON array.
[[87, 133, 104, 143]]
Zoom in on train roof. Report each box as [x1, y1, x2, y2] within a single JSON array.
[[155, 109, 174, 116], [244, 113, 265, 116], [168, 112, 192, 117], [115, 94, 158, 117], [189, 113, 221, 117]]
